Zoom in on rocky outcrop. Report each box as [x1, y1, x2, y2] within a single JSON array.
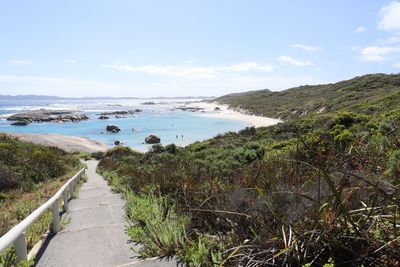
[[141, 101, 156, 105], [99, 110, 142, 116], [114, 140, 121, 145], [106, 125, 121, 133], [98, 115, 109, 120], [11, 120, 30, 126], [145, 135, 161, 144], [7, 109, 89, 123], [175, 106, 204, 112]]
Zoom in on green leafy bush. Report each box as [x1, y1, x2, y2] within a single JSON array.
[[125, 192, 189, 257]]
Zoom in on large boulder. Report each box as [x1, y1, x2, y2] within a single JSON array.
[[106, 125, 121, 133], [11, 120, 30, 126], [145, 135, 161, 144]]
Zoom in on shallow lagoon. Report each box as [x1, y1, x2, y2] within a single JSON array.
[[0, 98, 250, 151]]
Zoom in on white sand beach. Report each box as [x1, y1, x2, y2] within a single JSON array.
[[3, 132, 107, 153], [188, 101, 282, 128]]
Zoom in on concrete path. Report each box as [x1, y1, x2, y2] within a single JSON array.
[[35, 160, 179, 267]]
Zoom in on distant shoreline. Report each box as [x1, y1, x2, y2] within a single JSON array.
[[188, 101, 282, 128]]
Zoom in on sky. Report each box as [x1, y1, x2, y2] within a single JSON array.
[[1, 0, 400, 97]]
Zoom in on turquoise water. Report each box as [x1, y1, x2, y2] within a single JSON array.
[[0, 99, 250, 151]]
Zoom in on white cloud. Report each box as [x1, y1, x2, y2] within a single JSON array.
[[291, 44, 322, 52], [277, 56, 313, 66], [9, 60, 34, 66], [378, 1, 400, 31], [156, 74, 320, 96], [0, 72, 321, 98], [356, 3, 400, 63], [359, 46, 400, 61], [101, 64, 218, 79], [221, 62, 274, 72], [67, 59, 78, 64], [393, 62, 400, 68], [378, 34, 400, 44], [101, 62, 274, 79], [354, 26, 367, 33]]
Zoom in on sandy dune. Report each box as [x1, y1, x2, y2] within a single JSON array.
[[3, 132, 107, 153], [187, 101, 282, 127]]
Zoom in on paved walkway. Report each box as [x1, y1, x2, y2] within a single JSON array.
[[35, 160, 178, 267]]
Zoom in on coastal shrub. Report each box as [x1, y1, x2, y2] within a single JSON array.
[[181, 235, 224, 266], [332, 112, 367, 128], [0, 135, 81, 266], [104, 146, 135, 158], [0, 163, 22, 191], [150, 144, 166, 154], [165, 143, 178, 154], [125, 192, 189, 257], [91, 151, 104, 160], [333, 129, 352, 147], [0, 136, 79, 191], [99, 76, 400, 265], [386, 149, 400, 179], [238, 126, 256, 135]]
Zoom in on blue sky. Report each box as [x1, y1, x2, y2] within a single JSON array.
[[1, 0, 400, 97]]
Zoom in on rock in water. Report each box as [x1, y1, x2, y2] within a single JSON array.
[[98, 115, 109, 120], [106, 125, 121, 133], [11, 120, 30, 126], [145, 135, 161, 144], [99, 110, 141, 116], [114, 140, 121, 145]]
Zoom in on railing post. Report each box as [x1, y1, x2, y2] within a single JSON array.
[[51, 201, 60, 233], [14, 231, 27, 262], [69, 182, 75, 200], [63, 189, 69, 211]]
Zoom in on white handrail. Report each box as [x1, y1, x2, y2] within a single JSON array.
[[0, 167, 86, 262]]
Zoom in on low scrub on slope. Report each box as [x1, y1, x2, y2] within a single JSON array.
[[99, 73, 400, 266], [216, 73, 400, 120], [0, 134, 81, 266]]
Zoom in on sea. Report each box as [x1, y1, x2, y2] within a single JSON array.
[[0, 98, 250, 151]]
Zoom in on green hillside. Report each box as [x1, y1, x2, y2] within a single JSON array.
[[0, 135, 81, 265], [216, 73, 400, 120], [99, 73, 400, 266]]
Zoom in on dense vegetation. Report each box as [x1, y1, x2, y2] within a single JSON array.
[[99, 73, 400, 266], [0, 134, 81, 266], [216, 73, 400, 120]]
